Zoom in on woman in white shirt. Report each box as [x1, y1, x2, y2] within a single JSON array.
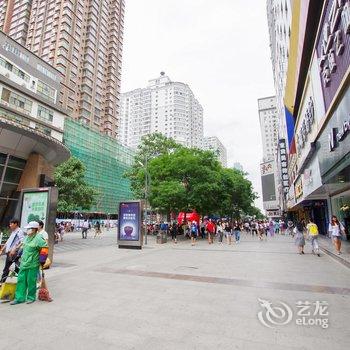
[[328, 215, 345, 255]]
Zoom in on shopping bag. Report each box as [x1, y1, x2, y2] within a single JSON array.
[[0, 276, 17, 301]]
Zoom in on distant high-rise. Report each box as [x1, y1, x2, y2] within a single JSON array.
[[233, 162, 243, 172], [258, 96, 279, 162], [120, 73, 204, 149], [0, 0, 125, 137], [203, 136, 227, 167], [266, 0, 292, 140]]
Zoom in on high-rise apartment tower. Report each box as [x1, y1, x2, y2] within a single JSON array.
[[0, 0, 125, 137]]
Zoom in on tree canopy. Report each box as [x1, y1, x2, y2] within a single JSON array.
[[125, 134, 258, 218], [54, 157, 97, 212]]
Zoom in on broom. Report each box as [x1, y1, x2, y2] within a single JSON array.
[[38, 247, 53, 302]]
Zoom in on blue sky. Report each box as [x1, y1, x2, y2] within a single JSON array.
[[121, 0, 276, 210]]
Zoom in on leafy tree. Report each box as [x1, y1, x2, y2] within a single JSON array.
[[54, 157, 97, 212], [246, 205, 265, 220], [125, 133, 182, 198]]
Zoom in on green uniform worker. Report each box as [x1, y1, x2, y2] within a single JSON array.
[[11, 221, 47, 305]]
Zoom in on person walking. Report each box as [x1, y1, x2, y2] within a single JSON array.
[[10, 221, 48, 305], [200, 221, 206, 239], [233, 221, 241, 243], [94, 220, 102, 239], [82, 219, 89, 239], [294, 222, 306, 254], [190, 221, 198, 246], [170, 223, 178, 244], [206, 219, 215, 244], [217, 222, 224, 244], [328, 215, 345, 255], [306, 219, 320, 257], [0, 219, 24, 286], [251, 221, 258, 237], [225, 222, 233, 245], [286, 220, 294, 236]]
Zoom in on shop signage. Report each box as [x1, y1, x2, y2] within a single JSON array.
[[20, 190, 49, 228], [279, 138, 289, 195], [260, 161, 274, 176], [296, 97, 315, 153], [266, 209, 280, 217], [295, 177, 303, 200], [303, 169, 313, 186], [317, 0, 350, 109], [328, 116, 350, 151]]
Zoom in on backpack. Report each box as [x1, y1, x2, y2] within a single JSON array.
[[309, 223, 318, 236]]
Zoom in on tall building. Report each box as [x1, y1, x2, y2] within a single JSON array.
[[0, 0, 125, 137], [119, 72, 204, 149], [266, 0, 292, 141], [233, 162, 243, 172], [0, 31, 70, 226], [203, 136, 227, 167], [258, 96, 279, 162], [258, 96, 280, 217]]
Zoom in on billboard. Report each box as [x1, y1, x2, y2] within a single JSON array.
[[118, 201, 143, 248], [20, 191, 49, 228]]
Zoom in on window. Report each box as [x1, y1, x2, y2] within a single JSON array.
[[0, 57, 30, 82], [1, 88, 32, 113], [37, 80, 56, 102], [37, 105, 53, 122]]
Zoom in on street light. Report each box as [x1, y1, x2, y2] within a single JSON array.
[[138, 158, 149, 245]]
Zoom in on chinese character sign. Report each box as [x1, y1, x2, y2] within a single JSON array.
[[118, 202, 141, 241], [20, 191, 49, 228]]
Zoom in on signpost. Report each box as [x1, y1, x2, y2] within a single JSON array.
[[117, 200, 143, 249]]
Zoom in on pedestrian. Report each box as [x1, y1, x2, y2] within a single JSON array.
[[294, 222, 305, 254], [233, 221, 241, 243], [258, 222, 264, 240], [268, 220, 274, 237], [244, 222, 250, 234], [274, 220, 280, 235], [328, 215, 346, 255], [0, 219, 24, 286], [200, 220, 206, 239], [217, 222, 224, 244], [251, 221, 258, 236], [286, 220, 294, 236], [225, 222, 233, 245], [10, 221, 48, 305], [38, 220, 48, 244], [206, 219, 215, 244], [94, 220, 102, 239], [190, 221, 198, 246], [82, 219, 89, 239], [170, 223, 178, 243], [306, 219, 320, 257]]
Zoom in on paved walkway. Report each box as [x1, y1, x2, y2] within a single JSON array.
[[1, 231, 349, 350]]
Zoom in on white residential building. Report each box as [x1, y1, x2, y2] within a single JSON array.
[[266, 0, 292, 141], [119, 72, 204, 149], [203, 136, 227, 167], [258, 96, 279, 162], [233, 162, 243, 172]]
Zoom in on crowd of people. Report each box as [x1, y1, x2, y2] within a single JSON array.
[[155, 215, 347, 256]]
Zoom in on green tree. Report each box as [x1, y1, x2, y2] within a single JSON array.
[[125, 133, 181, 198], [54, 157, 97, 212]]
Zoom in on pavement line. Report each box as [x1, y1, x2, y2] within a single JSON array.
[[95, 268, 350, 296], [171, 247, 298, 254]]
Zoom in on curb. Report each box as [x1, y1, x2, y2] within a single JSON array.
[[319, 244, 350, 269]]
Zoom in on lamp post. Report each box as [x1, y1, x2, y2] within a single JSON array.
[[138, 158, 149, 245]]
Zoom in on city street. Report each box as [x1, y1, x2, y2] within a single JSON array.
[[1, 230, 349, 350]]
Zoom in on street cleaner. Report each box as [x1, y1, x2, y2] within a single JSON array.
[[10, 221, 49, 305]]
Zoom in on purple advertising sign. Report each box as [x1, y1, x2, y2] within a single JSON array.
[[118, 201, 141, 241], [316, 0, 350, 110]]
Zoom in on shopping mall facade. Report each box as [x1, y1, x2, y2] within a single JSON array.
[[0, 32, 70, 227], [285, 0, 350, 238]]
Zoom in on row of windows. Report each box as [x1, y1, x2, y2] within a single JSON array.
[[1, 87, 54, 123], [0, 56, 30, 82]]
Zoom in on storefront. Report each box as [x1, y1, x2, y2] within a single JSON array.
[[317, 86, 350, 239]]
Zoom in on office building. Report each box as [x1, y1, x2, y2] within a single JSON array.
[[203, 136, 227, 167]]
